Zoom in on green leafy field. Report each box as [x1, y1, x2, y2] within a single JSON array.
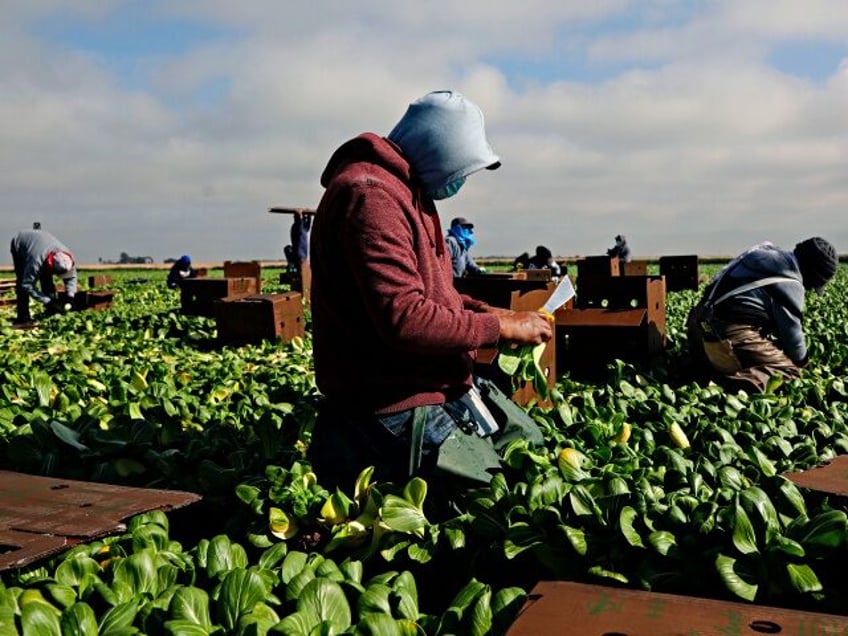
[[1, 265, 847, 634]]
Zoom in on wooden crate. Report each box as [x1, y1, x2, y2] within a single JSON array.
[[216, 293, 305, 346], [180, 277, 257, 317]]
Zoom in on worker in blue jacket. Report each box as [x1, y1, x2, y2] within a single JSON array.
[[686, 237, 838, 392], [446, 217, 485, 278]]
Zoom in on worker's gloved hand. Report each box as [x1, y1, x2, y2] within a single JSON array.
[[498, 311, 552, 345]]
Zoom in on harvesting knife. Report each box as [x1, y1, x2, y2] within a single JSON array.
[[540, 275, 575, 318]]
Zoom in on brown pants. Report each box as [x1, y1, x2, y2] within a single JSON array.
[[686, 302, 801, 393]]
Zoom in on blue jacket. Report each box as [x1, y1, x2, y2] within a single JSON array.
[[445, 234, 483, 277], [706, 242, 807, 363]]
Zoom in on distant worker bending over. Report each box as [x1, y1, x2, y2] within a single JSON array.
[[527, 245, 561, 278], [687, 237, 838, 393], [10, 228, 77, 324], [167, 255, 197, 289], [446, 216, 485, 277]]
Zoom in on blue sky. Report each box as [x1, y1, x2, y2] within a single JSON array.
[[2, 1, 847, 264], [768, 40, 848, 82]]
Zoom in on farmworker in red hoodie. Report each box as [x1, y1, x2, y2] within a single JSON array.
[[308, 90, 551, 498], [10, 228, 78, 325], [687, 237, 839, 393]]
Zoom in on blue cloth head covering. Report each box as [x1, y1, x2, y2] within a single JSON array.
[[448, 223, 476, 249], [387, 91, 500, 197], [179, 255, 191, 265]]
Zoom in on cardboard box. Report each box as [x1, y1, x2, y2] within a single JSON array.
[[223, 261, 262, 292], [621, 260, 649, 276], [576, 255, 621, 291], [0, 470, 199, 571], [454, 276, 553, 311], [462, 280, 563, 406], [0, 279, 15, 307], [73, 290, 116, 312], [87, 275, 113, 288], [216, 292, 305, 345], [516, 268, 553, 282], [280, 261, 311, 304], [557, 275, 666, 378], [507, 580, 848, 635], [660, 254, 700, 292], [784, 455, 848, 497], [180, 277, 257, 317]]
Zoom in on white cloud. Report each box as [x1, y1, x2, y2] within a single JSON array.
[[1, 1, 846, 265]]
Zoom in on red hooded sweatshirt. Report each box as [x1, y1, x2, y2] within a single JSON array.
[[310, 133, 501, 414]]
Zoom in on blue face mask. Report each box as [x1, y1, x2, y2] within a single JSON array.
[[449, 224, 475, 249], [429, 177, 466, 200]]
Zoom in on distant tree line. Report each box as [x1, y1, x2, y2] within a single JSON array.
[[98, 252, 154, 264]]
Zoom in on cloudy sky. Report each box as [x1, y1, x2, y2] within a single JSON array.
[[2, 1, 847, 265]]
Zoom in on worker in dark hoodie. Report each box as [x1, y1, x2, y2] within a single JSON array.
[[167, 255, 196, 289], [687, 237, 838, 393], [308, 90, 551, 495], [607, 234, 631, 263]]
